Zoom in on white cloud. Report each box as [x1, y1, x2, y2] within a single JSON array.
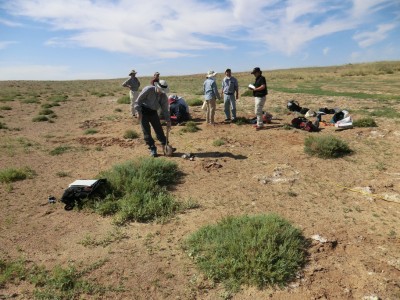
[[0, 17, 23, 27], [353, 23, 397, 48], [2, 0, 398, 58], [0, 41, 18, 49], [0, 63, 112, 80], [323, 47, 330, 55]]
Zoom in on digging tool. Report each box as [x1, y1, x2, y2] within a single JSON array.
[[164, 126, 174, 156]]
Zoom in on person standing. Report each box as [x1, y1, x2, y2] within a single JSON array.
[[203, 70, 221, 125], [249, 67, 268, 130], [221, 68, 239, 122], [134, 80, 174, 157], [150, 72, 160, 86], [122, 69, 141, 115]]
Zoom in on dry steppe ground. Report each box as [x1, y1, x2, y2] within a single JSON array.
[[1, 62, 400, 299]]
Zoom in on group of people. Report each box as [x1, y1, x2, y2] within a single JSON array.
[[121, 67, 268, 157]]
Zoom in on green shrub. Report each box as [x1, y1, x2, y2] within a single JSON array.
[[304, 135, 352, 158], [91, 158, 182, 225], [84, 128, 98, 135], [0, 166, 36, 183], [213, 139, 225, 146], [50, 145, 72, 156], [0, 259, 26, 287], [21, 98, 40, 104], [186, 98, 203, 106], [0, 106, 12, 110], [185, 214, 307, 292], [32, 115, 49, 122], [353, 117, 377, 127], [181, 121, 200, 133], [0, 122, 7, 129], [39, 108, 54, 115], [123, 129, 139, 139], [50, 94, 68, 102], [117, 95, 130, 104]]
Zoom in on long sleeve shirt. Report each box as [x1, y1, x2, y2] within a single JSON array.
[[134, 86, 170, 121], [203, 78, 220, 101], [222, 76, 238, 95], [122, 76, 140, 91]]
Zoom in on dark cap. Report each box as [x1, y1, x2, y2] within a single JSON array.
[[225, 68, 231, 73], [251, 67, 261, 74]]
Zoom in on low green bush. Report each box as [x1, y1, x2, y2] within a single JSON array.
[[0, 106, 12, 110], [117, 95, 130, 104], [123, 129, 139, 139], [0, 166, 36, 183], [304, 135, 352, 158], [49, 146, 72, 156], [32, 115, 49, 122], [213, 139, 225, 146], [84, 128, 98, 135], [181, 121, 200, 133], [90, 158, 182, 225], [39, 108, 54, 115], [186, 98, 203, 106], [184, 214, 308, 292], [353, 117, 377, 127]]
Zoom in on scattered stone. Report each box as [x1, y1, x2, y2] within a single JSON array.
[[255, 164, 299, 184], [311, 234, 328, 243]]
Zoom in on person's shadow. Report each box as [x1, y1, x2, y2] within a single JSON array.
[[171, 151, 247, 160]]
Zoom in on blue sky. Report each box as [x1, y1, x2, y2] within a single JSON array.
[[0, 0, 399, 80]]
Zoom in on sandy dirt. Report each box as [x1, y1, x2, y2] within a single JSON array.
[[0, 80, 399, 299]]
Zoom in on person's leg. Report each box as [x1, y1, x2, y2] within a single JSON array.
[[210, 98, 216, 124], [223, 94, 231, 120], [255, 96, 266, 127], [230, 94, 237, 120], [140, 113, 156, 152], [206, 100, 211, 123], [149, 113, 167, 145]]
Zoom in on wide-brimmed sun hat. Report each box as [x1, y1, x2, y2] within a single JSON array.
[[155, 80, 170, 93], [206, 70, 217, 78], [129, 69, 137, 75]]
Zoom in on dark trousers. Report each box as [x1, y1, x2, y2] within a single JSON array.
[[141, 110, 166, 148]]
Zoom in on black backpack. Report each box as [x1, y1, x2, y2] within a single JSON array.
[[61, 179, 107, 210]]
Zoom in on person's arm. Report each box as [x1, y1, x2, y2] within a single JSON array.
[[235, 79, 239, 99], [213, 81, 221, 100], [122, 78, 131, 88], [134, 88, 149, 116]]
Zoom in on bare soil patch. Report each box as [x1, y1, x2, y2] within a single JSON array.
[[0, 74, 399, 299]]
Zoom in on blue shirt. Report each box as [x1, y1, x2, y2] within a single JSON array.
[[222, 76, 238, 95], [203, 78, 220, 101]]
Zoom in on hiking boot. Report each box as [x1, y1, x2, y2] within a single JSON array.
[[149, 146, 158, 157], [224, 118, 231, 122]]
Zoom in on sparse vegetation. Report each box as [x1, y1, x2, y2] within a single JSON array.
[[49, 145, 72, 156], [353, 117, 378, 127], [117, 95, 130, 104], [32, 115, 49, 122], [180, 121, 200, 133], [89, 158, 182, 225], [304, 135, 352, 158], [0, 106, 12, 110], [0, 122, 8, 129], [213, 139, 225, 146], [0, 166, 36, 183], [39, 108, 54, 115], [186, 98, 203, 106], [123, 129, 139, 139], [84, 128, 98, 135], [185, 214, 308, 293], [0, 258, 114, 298]]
